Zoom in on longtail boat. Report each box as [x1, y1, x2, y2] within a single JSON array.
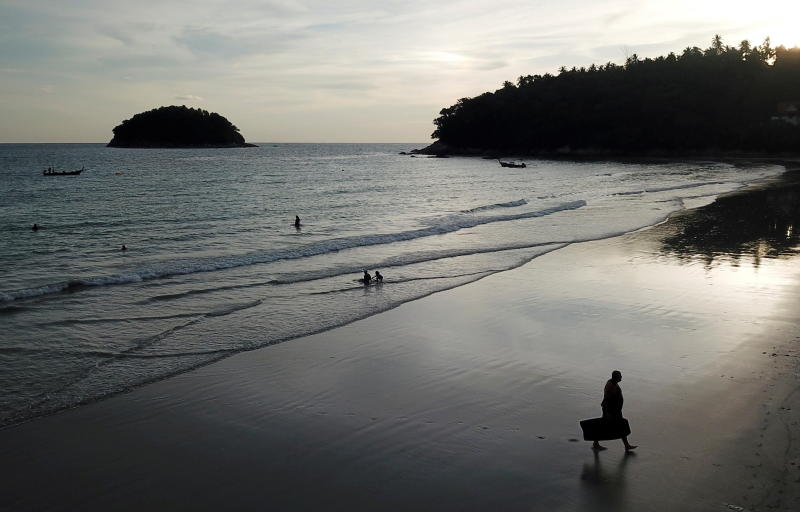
[[43, 167, 84, 176]]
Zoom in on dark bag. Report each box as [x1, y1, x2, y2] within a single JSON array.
[[579, 417, 631, 441]]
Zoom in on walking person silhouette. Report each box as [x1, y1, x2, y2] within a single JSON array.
[[594, 370, 637, 451], [580, 370, 637, 452]]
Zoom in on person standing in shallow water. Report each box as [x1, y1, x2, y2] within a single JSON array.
[[594, 370, 637, 452]]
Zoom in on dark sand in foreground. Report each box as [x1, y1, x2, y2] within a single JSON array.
[[2, 171, 800, 511]]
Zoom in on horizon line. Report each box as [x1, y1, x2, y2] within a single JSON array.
[[0, 141, 429, 145]]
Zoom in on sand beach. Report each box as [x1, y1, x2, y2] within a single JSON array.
[[2, 168, 800, 511]]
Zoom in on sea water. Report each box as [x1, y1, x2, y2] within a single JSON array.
[[0, 143, 783, 426]]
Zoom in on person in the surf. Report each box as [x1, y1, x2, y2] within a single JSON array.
[[121, 244, 127, 251], [32, 223, 39, 231], [361, 270, 372, 285], [375, 271, 383, 283], [593, 370, 637, 452], [294, 215, 301, 228]]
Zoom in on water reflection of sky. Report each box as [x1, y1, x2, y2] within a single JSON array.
[[657, 172, 800, 268], [570, 172, 800, 512]]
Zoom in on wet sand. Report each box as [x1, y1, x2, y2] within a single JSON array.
[[2, 171, 800, 511]]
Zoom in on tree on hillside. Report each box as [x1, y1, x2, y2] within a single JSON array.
[[431, 36, 800, 153]]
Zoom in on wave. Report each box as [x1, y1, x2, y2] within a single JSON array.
[[0, 304, 28, 315], [0, 346, 235, 359], [613, 181, 728, 196], [462, 199, 527, 213], [307, 269, 503, 295], [264, 244, 571, 288], [36, 312, 203, 327], [139, 282, 266, 303], [132, 243, 571, 304], [1, 200, 586, 303], [27, 213, 250, 232]]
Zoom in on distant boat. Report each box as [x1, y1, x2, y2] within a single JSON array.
[[42, 167, 84, 176], [498, 160, 526, 168]]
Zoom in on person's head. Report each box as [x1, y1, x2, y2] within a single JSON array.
[[611, 370, 622, 382]]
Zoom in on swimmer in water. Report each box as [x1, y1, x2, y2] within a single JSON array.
[[362, 270, 372, 285], [375, 271, 383, 283], [295, 215, 301, 228], [121, 244, 127, 251], [32, 223, 39, 231]]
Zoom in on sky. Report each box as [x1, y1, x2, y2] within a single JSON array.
[[1, 0, 798, 143]]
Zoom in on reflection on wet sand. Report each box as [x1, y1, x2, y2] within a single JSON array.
[[659, 170, 800, 267], [579, 451, 637, 511]]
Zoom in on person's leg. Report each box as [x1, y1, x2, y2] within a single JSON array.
[[622, 437, 637, 451], [592, 440, 607, 450]]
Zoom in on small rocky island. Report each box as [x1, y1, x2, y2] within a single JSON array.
[[107, 106, 257, 148]]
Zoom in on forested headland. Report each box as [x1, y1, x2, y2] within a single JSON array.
[[425, 36, 800, 156], [107, 106, 256, 148]]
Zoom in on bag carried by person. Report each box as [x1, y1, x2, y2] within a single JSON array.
[[579, 417, 631, 441]]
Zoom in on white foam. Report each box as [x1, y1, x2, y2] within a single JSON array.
[[0, 200, 586, 302], [462, 199, 528, 213]]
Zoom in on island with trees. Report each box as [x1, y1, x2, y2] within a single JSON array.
[[107, 106, 257, 148], [420, 36, 800, 156]]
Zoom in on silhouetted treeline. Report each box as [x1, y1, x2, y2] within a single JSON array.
[[108, 105, 254, 147], [432, 36, 800, 154]]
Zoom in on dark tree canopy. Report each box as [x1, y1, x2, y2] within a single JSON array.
[[431, 36, 800, 154], [108, 105, 255, 148]]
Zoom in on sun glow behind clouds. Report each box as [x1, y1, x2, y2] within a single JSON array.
[[423, 51, 470, 64], [685, 0, 800, 48], [741, 3, 800, 49], [766, 21, 800, 49]]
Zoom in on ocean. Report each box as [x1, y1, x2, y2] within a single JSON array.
[[0, 143, 783, 427]]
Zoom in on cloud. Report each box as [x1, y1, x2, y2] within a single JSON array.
[[315, 81, 375, 91], [173, 26, 306, 60], [473, 59, 508, 71], [174, 94, 203, 101], [2, 0, 797, 142]]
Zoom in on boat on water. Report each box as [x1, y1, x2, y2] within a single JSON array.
[[498, 160, 526, 168], [42, 167, 84, 176]]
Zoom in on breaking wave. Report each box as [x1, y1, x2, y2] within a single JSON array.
[[1, 200, 586, 302]]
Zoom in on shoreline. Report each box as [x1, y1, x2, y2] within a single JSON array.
[[105, 143, 259, 148], [2, 168, 800, 510], [3, 161, 788, 430], [0, 168, 782, 431], [411, 140, 800, 164]]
